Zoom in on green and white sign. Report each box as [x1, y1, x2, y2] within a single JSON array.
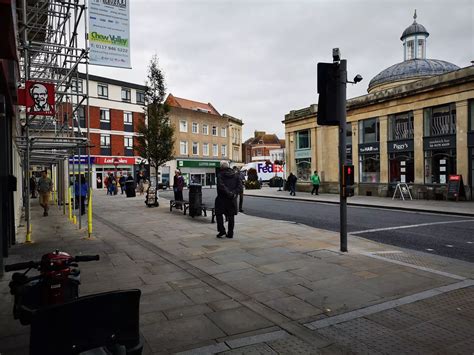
[[88, 0, 131, 68], [177, 160, 220, 168]]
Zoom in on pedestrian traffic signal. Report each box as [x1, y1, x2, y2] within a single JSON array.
[[342, 164, 354, 186], [317, 62, 339, 126]]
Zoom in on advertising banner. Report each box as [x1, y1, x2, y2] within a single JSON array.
[[88, 0, 131, 68], [95, 157, 136, 165], [25, 81, 55, 116]]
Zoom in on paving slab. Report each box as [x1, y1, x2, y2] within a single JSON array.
[[206, 307, 274, 336]]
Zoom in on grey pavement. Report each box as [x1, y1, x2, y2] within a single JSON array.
[[245, 186, 474, 216], [0, 191, 473, 354]]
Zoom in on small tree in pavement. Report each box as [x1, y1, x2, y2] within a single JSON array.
[[135, 55, 175, 206]]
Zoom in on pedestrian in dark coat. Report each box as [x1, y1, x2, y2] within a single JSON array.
[[288, 172, 297, 196], [125, 173, 136, 197], [215, 161, 243, 239]]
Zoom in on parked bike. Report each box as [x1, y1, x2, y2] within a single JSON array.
[[5, 250, 143, 354]]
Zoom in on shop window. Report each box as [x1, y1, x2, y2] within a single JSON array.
[[424, 150, 456, 184], [389, 112, 414, 140], [359, 154, 380, 183], [359, 118, 379, 143], [389, 153, 414, 183], [424, 104, 456, 137], [296, 130, 310, 149], [296, 159, 311, 181]]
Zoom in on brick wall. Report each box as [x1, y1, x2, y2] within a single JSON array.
[[90, 133, 100, 155], [110, 109, 123, 131]]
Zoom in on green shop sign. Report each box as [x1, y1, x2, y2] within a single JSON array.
[[177, 160, 220, 168]]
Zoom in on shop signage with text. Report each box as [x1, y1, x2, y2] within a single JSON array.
[[95, 157, 136, 165], [358, 142, 380, 154], [423, 135, 456, 150], [387, 139, 414, 153], [177, 160, 220, 168]]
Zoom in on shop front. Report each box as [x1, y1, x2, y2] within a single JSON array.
[[468, 132, 474, 200], [93, 157, 137, 189], [388, 139, 414, 184], [423, 135, 456, 185], [294, 149, 311, 181], [176, 160, 221, 187]]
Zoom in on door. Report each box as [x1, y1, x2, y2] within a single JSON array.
[[96, 173, 103, 189]]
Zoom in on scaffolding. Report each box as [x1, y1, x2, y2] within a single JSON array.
[[17, 0, 92, 239]]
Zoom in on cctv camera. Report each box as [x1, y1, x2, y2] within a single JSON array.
[[353, 74, 363, 83], [332, 48, 341, 62]]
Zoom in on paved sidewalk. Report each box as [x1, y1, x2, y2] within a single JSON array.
[[0, 192, 473, 354], [245, 186, 474, 216]]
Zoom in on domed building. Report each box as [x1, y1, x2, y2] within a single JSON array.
[[368, 11, 460, 93], [284, 12, 474, 200]]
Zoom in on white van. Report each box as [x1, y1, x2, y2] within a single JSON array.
[[240, 162, 285, 182]]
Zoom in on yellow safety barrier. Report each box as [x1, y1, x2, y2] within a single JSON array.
[[87, 188, 93, 238], [25, 224, 32, 244], [68, 186, 73, 222]]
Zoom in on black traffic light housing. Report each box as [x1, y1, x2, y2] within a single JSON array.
[[317, 62, 339, 126], [342, 164, 354, 186]]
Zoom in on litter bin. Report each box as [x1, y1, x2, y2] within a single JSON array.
[[188, 183, 202, 217]]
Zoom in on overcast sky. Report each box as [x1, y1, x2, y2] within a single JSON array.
[[88, 0, 474, 139]]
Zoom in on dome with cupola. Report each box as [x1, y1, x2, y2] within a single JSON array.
[[368, 11, 459, 93]]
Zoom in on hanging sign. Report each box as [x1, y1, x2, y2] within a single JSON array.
[[88, 0, 131, 68], [25, 81, 55, 116]]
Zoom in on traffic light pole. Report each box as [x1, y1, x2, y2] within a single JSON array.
[[337, 59, 348, 252]]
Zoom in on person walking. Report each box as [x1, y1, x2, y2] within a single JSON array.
[[288, 172, 297, 196], [29, 173, 37, 198], [215, 161, 242, 239], [311, 170, 321, 195], [173, 170, 185, 209], [37, 170, 53, 216], [75, 175, 88, 215], [119, 175, 126, 195], [125, 172, 136, 198], [236, 167, 245, 213]]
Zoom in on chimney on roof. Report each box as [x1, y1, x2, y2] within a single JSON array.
[[254, 130, 266, 137]]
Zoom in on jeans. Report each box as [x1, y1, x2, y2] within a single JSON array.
[[311, 184, 319, 195], [290, 184, 296, 196]]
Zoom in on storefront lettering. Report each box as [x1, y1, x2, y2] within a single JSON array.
[[358, 143, 380, 154], [387, 139, 413, 153], [423, 135, 456, 150]]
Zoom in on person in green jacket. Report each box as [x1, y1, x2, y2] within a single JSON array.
[[311, 170, 321, 195]]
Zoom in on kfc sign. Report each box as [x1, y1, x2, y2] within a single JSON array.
[[25, 81, 55, 116]]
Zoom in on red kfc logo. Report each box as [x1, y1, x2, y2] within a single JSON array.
[[25, 81, 55, 116]]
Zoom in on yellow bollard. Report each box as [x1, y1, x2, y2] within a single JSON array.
[[87, 188, 93, 238], [73, 214, 77, 225], [68, 186, 73, 221], [25, 224, 32, 243]]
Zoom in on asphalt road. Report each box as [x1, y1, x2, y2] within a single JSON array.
[[160, 189, 474, 263]]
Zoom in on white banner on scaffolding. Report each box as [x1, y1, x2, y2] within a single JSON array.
[[88, 0, 131, 68]]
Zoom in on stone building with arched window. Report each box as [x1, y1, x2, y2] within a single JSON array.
[[283, 12, 474, 200]]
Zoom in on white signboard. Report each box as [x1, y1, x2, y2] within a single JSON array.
[[88, 0, 131, 68]]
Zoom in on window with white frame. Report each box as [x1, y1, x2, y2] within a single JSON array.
[[221, 127, 227, 137], [121, 88, 131, 102], [72, 79, 83, 93], [203, 143, 209, 156], [136, 91, 145, 104], [100, 108, 110, 122], [124, 136, 133, 149], [180, 141, 188, 155], [212, 144, 218, 156], [123, 111, 133, 125], [97, 83, 108, 98], [192, 142, 199, 155], [212, 126, 217, 136], [221, 144, 227, 157], [202, 124, 208, 135], [179, 120, 188, 132], [192, 122, 199, 133], [100, 134, 110, 147]]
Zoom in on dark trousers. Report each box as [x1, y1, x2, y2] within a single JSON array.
[[311, 184, 319, 195], [216, 214, 234, 237], [238, 192, 243, 211], [290, 184, 296, 196], [76, 195, 86, 215]]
